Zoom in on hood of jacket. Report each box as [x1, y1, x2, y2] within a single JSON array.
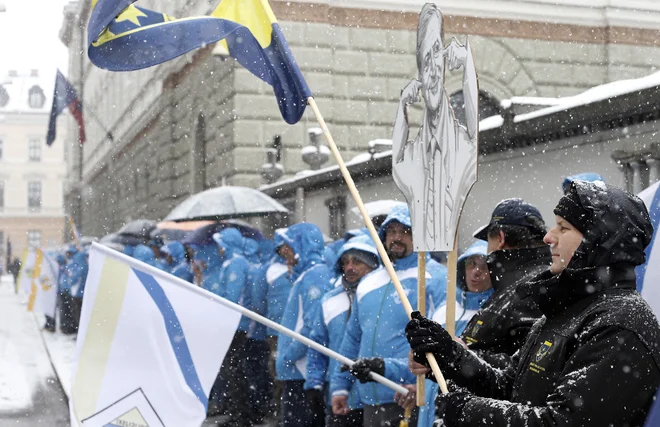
[[487, 245, 552, 292], [213, 228, 244, 259], [162, 241, 186, 265], [563, 181, 653, 270], [259, 239, 276, 263], [561, 172, 605, 194], [243, 237, 260, 264], [378, 204, 411, 242], [133, 244, 156, 266], [193, 244, 222, 272], [333, 234, 379, 277], [278, 223, 325, 276], [457, 241, 488, 291]]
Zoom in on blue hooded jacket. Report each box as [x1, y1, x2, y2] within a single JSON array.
[[306, 235, 379, 407], [244, 237, 267, 341], [162, 241, 193, 282], [195, 244, 223, 293], [69, 251, 89, 299], [275, 223, 333, 381], [133, 244, 157, 267], [331, 205, 448, 406], [261, 235, 292, 336], [416, 241, 494, 427], [213, 228, 251, 332], [562, 172, 604, 193], [58, 248, 76, 293]]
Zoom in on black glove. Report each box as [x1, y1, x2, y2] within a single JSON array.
[[435, 381, 473, 425], [304, 388, 326, 417], [405, 311, 459, 367], [341, 357, 385, 383]]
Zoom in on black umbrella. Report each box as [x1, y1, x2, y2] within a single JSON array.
[[116, 219, 156, 238], [164, 186, 288, 222]]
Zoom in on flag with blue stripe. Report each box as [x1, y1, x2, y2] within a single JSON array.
[[69, 243, 241, 427], [87, 0, 312, 124], [636, 181, 660, 319]]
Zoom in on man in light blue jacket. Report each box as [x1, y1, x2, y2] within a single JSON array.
[[275, 223, 333, 427], [306, 235, 380, 427], [331, 205, 447, 426], [211, 228, 252, 427]]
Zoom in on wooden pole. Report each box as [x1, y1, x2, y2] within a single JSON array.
[[416, 252, 426, 406], [307, 97, 449, 394], [445, 236, 459, 337], [67, 215, 82, 251]]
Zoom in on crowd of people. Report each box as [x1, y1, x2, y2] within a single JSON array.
[[34, 172, 660, 427]]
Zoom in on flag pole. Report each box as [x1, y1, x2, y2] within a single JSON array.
[[307, 97, 449, 394], [417, 252, 426, 405], [67, 215, 82, 251], [89, 242, 410, 396]]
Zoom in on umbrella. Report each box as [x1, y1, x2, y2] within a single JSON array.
[[100, 233, 148, 247], [164, 186, 289, 222], [182, 220, 264, 246], [116, 219, 156, 238], [151, 220, 214, 243], [350, 200, 407, 220]]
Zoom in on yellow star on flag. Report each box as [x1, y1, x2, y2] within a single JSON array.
[[115, 5, 147, 26]]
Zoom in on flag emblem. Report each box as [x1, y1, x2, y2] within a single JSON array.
[[535, 340, 553, 362]]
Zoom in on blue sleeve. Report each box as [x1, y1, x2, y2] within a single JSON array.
[[330, 297, 361, 394], [282, 269, 328, 363], [250, 266, 268, 315], [224, 259, 248, 305], [383, 357, 416, 384], [305, 302, 329, 390]]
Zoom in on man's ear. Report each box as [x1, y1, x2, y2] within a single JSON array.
[[496, 230, 506, 251]]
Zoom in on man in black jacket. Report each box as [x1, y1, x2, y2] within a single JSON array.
[[406, 181, 660, 426], [462, 198, 551, 358]]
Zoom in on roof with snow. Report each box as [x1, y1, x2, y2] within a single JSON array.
[[0, 69, 55, 115], [260, 70, 660, 197]]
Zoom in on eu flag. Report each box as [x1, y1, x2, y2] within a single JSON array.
[[87, 0, 312, 124]]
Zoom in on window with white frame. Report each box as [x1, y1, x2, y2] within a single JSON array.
[[27, 230, 41, 248], [27, 181, 41, 209], [28, 138, 41, 161]]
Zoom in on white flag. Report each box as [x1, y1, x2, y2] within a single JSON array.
[[70, 243, 241, 427], [21, 248, 58, 317]]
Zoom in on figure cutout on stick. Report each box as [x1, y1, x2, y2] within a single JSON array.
[[392, 3, 479, 252]]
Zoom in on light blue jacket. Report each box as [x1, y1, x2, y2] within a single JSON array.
[[305, 235, 379, 407], [275, 223, 333, 381], [162, 241, 193, 282], [133, 244, 157, 267], [417, 242, 494, 427], [245, 237, 267, 341], [68, 251, 89, 299], [213, 228, 251, 332], [331, 206, 447, 406], [195, 244, 223, 294]]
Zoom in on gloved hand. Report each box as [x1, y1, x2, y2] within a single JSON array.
[[435, 381, 473, 425], [304, 388, 326, 418], [341, 357, 385, 383], [405, 311, 459, 367]]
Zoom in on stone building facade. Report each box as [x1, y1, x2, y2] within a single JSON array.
[[0, 69, 68, 268], [59, 0, 660, 237]]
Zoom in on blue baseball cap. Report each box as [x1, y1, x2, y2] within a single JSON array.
[[473, 198, 546, 241]]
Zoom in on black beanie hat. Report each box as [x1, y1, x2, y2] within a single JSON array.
[[553, 185, 591, 234]]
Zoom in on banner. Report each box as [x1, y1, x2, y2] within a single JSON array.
[[69, 244, 241, 427], [20, 248, 58, 317]]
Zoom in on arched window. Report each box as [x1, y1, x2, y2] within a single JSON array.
[[449, 90, 501, 127], [28, 85, 46, 109], [0, 86, 9, 107]]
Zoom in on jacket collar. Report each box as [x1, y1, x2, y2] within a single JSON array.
[[392, 251, 419, 270], [518, 263, 637, 318], [461, 288, 494, 310], [487, 246, 552, 291]]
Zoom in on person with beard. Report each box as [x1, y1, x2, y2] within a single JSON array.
[[305, 235, 380, 427], [331, 205, 447, 427], [405, 181, 660, 426]]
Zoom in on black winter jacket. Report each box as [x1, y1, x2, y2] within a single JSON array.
[[442, 182, 660, 426], [462, 246, 551, 358]]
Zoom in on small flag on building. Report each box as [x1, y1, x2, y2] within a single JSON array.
[[87, 0, 312, 124], [70, 243, 241, 427], [46, 70, 86, 146]]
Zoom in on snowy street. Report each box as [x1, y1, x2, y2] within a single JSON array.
[[0, 275, 69, 426]]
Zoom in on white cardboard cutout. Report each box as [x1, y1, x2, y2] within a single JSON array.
[[392, 3, 479, 252]]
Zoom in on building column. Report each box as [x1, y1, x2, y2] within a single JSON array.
[[630, 161, 643, 194], [647, 158, 660, 186], [295, 186, 305, 223]]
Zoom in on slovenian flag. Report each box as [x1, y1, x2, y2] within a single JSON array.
[[69, 243, 242, 427], [46, 70, 86, 146], [87, 0, 312, 124]]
